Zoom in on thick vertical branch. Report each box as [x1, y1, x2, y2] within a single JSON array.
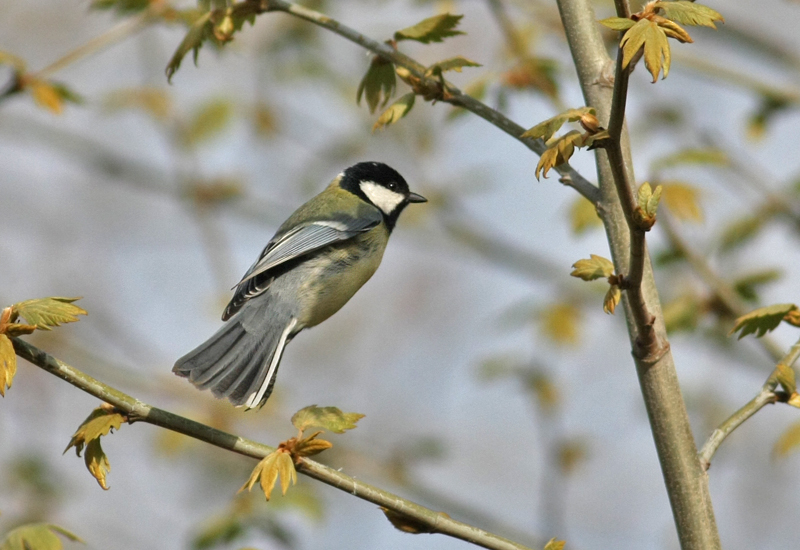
[[554, 0, 721, 548]]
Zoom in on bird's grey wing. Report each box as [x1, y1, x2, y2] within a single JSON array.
[[222, 211, 382, 320]]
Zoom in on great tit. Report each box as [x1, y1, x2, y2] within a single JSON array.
[[173, 161, 426, 410]]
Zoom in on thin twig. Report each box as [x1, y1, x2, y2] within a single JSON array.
[[10, 337, 533, 550], [698, 337, 800, 470], [257, 0, 600, 204]]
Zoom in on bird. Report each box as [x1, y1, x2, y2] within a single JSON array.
[[173, 161, 426, 410]]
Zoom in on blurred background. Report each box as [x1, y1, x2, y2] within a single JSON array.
[[2, 0, 800, 549]]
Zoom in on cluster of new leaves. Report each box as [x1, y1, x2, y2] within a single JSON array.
[[634, 182, 663, 230], [523, 107, 609, 179], [241, 405, 364, 501], [600, 1, 724, 82], [0, 298, 87, 396], [64, 404, 128, 490], [729, 303, 800, 340], [0, 52, 81, 115], [570, 255, 622, 314], [357, 14, 481, 131], [0, 523, 82, 550]]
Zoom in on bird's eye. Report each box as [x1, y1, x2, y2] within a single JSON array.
[[387, 181, 398, 191]]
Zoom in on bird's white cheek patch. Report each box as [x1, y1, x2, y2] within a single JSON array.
[[360, 181, 405, 215]]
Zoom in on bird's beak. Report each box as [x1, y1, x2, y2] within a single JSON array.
[[407, 191, 427, 203]]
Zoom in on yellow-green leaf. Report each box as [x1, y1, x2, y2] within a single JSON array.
[[569, 195, 603, 234], [621, 18, 671, 82], [291, 405, 364, 434], [540, 303, 581, 346], [373, 93, 415, 132], [654, 16, 693, 43], [729, 303, 799, 339], [165, 10, 213, 82], [1, 523, 83, 550], [535, 130, 585, 180], [425, 56, 481, 77], [733, 269, 782, 302], [522, 106, 595, 142], [654, 1, 724, 28], [544, 538, 566, 550], [661, 182, 702, 222], [663, 294, 701, 333], [104, 87, 173, 120], [571, 254, 615, 281], [356, 57, 396, 114], [13, 297, 86, 331], [30, 80, 64, 115], [776, 363, 797, 394], [394, 13, 464, 44], [599, 17, 636, 31], [84, 438, 112, 490], [637, 182, 663, 218], [604, 285, 622, 315], [719, 215, 764, 252], [64, 405, 126, 455], [774, 420, 800, 458], [240, 450, 296, 501], [183, 98, 233, 147], [651, 147, 728, 171], [0, 334, 16, 397], [293, 431, 334, 457]]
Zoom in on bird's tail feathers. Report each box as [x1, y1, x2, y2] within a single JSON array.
[[173, 303, 297, 409]]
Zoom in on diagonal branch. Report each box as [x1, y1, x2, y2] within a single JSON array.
[[10, 337, 532, 550], [698, 336, 800, 471], [257, 0, 600, 204]]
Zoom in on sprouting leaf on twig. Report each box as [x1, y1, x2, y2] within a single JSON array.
[[599, 17, 636, 31], [64, 405, 127, 490], [0, 333, 15, 397], [166, 11, 213, 82], [522, 107, 596, 142], [424, 56, 481, 78], [373, 93, 415, 132], [394, 13, 464, 44], [729, 303, 800, 339], [240, 450, 297, 501], [291, 405, 364, 434], [776, 363, 797, 395], [570, 255, 615, 281], [653, 1, 724, 28], [357, 56, 396, 114], [604, 286, 622, 315], [1, 523, 83, 550], [621, 18, 671, 82], [535, 131, 586, 180], [12, 297, 87, 331]]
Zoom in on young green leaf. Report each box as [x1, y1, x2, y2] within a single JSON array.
[[373, 93, 415, 132], [654, 1, 724, 28], [64, 405, 126, 455], [540, 302, 581, 345], [599, 17, 636, 31], [240, 450, 296, 500], [569, 195, 603, 234], [182, 98, 233, 147], [29, 80, 65, 115], [719, 215, 764, 252], [732, 269, 782, 302], [425, 56, 481, 77], [621, 18, 671, 82], [83, 438, 112, 490], [293, 431, 334, 457], [1, 523, 83, 550], [571, 254, 615, 281], [165, 11, 213, 82], [535, 130, 585, 179], [291, 405, 365, 434], [356, 57, 396, 114], [13, 297, 87, 331], [394, 13, 464, 44], [661, 182, 702, 222], [544, 538, 566, 550], [604, 285, 622, 315], [774, 420, 800, 458], [522, 106, 596, 142], [654, 16, 693, 43], [637, 182, 663, 218], [729, 303, 799, 339], [0, 334, 15, 397]]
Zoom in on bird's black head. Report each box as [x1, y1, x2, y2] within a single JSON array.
[[339, 161, 427, 230]]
